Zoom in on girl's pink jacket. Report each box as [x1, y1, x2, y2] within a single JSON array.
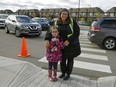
[[46, 36, 64, 62]]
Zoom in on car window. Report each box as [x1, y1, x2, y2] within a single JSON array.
[[16, 16, 32, 23], [113, 20, 116, 28], [33, 19, 47, 22], [100, 20, 115, 28]]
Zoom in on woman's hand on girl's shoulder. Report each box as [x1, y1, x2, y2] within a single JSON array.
[[64, 40, 69, 46]]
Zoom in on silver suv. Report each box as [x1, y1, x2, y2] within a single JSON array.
[[5, 15, 42, 37], [88, 18, 116, 50]]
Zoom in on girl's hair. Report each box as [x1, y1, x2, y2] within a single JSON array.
[[50, 26, 58, 32]]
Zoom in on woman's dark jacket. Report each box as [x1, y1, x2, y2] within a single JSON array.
[[45, 18, 81, 58]]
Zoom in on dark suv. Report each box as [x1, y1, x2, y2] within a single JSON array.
[[32, 17, 50, 31], [88, 18, 116, 50], [5, 15, 42, 37]]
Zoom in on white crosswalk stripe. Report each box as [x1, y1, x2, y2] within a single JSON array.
[[81, 47, 106, 53], [80, 43, 98, 47], [78, 53, 108, 61], [38, 31, 112, 74], [74, 61, 111, 73]]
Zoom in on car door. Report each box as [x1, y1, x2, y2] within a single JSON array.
[[9, 16, 17, 32]]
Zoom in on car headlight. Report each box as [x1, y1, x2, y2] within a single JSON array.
[[37, 24, 41, 28]]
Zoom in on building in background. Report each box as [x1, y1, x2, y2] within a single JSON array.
[[0, 7, 116, 25], [0, 9, 14, 14], [105, 7, 116, 17], [15, 9, 40, 18]]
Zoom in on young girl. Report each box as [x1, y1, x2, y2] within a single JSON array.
[[45, 26, 64, 81]]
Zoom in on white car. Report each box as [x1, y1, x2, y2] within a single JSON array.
[[0, 14, 9, 28]]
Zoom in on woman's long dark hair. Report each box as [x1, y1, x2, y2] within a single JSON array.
[[58, 11, 70, 23]]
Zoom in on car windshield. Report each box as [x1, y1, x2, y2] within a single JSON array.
[[34, 18, 47, 22], [16, 16, 32, 23], [0, 15, 8, 19]]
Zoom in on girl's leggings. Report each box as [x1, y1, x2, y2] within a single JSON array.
[[49, 62, 58, 70]]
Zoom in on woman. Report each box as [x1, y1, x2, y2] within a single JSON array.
[[45, 8, 81, 80]]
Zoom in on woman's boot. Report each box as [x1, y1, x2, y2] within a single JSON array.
[[59, 73, 65, 78]]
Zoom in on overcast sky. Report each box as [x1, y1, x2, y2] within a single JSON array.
[[0, 0, 116, 12]]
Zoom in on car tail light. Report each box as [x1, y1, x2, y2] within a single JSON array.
[[91, 27, 101, 31]]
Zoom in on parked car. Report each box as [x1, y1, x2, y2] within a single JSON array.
[[47, 18, 54, 25], [0, 14, 9, 28], [88, 18, 116, 50], [78, 21, 87, 25], [32, 17, 50, 31], [5, 15, 42, 37]]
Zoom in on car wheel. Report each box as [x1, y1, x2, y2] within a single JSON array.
[[5, 26, 9, 33], [103, 38, 116, 50], [15, 28, 21, 37]]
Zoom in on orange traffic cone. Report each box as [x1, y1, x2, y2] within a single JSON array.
[[18, 37, 30, 58]]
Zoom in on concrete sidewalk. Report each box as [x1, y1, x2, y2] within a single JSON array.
[[0, 56, 116, 87]]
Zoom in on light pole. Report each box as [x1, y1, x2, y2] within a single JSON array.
[[88, 4, 91, 17], [78, 0, 80, 21], [88, 4, 91, 25]]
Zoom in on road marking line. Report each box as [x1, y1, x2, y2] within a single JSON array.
[[79, 53, 108, 61], [38, 56, 47, 63], [74, 61, 112, 73], [80, 41, 92, 44], [80, 43, 98, 48], [38, 56, 112, 73], [81, 47, 106, 53]]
